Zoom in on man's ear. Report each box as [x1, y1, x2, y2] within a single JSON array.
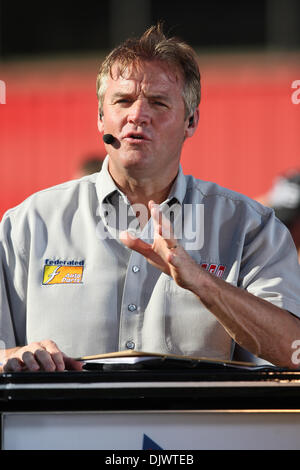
[[98, 112, 104, 133], [184, 108, 199, 139]]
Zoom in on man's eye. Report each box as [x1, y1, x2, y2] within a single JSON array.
[[154, 101, 167, 107], [113, 98, 132, 105]]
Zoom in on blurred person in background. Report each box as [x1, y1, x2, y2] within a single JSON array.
[[73, 155, 104, 178], [256, 171, 300, 263]]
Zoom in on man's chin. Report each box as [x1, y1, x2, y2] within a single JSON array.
[[120, 152, 153, 170]]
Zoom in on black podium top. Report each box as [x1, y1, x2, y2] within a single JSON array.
[[1, 363, 300, 412]]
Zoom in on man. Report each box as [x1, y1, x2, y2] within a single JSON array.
[[256, 170, 300, 263], [74, 155, 104, 179], [1, 25, 300, 372]]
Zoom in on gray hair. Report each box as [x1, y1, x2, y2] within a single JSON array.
[[96, 23, 201, 119]]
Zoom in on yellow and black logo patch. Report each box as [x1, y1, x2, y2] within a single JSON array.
[[42, 264, 84, 285]]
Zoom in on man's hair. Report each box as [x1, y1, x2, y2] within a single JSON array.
[[96, 23, 201, 119]]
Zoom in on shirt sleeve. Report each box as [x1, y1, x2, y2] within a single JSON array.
[[0, 210, 28, 349], [239, 209, 300, 317]]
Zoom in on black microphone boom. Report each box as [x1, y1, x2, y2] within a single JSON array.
[[103, 134, 115, 145]]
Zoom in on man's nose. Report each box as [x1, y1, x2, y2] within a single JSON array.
[[127, 99, 151, 126]]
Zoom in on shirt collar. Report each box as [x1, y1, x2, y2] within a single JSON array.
[[161, 164, 187, 208], [96, 155, 187, 210], [96, 156, 120, 207]]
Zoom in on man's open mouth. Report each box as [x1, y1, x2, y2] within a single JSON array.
[[124, 132, 149, 141]]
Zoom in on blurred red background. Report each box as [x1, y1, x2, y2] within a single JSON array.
[[0, 52, 299, 218]]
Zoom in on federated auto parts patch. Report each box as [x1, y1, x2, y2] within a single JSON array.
[[42, 259, 84, 285]]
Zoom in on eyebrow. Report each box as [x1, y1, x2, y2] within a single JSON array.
[[110, 91, 171, 103], [147, 93, 171, 102], [110, 92, 131, 100]]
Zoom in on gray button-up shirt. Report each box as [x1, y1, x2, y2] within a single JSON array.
[[1, 156, 300, 360]]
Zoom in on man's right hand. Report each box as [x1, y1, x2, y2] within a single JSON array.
[[0, 340, 83, 372]]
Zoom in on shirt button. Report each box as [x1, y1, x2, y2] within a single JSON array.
[[128, 304, 137, 312], [126, 340, 135, 350], [132, 265, 140, 273]]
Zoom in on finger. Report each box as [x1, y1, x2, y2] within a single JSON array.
[[120, 231, 153, 257], [40, 340, 66, 371], [149, 201, 177, 247], [34, 349, 60, 372], [21, 340, 66, 372], [50, 352, 67, 371], [120, 232, 162, 261], [20, 351, 41, 371], [120, 230, 170, 274], [148, 200, 159, 222], [3, 357, 24, 372], [149, 201, 163, 237], [63, 354, 84, 371]]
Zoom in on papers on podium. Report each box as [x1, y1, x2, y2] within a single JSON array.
[[76, 350, 265, 371]]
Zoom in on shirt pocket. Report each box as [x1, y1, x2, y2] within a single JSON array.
[[164, 279, 232, 360]]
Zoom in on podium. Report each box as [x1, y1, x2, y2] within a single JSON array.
[[1, 366, 300, 450]]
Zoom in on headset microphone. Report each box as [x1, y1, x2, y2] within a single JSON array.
[[103, 134, 115, 145]]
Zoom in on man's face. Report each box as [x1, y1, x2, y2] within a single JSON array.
[[98, 60, 197, 180]]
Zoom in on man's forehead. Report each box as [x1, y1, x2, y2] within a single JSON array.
[[109, 60, 182, 88]]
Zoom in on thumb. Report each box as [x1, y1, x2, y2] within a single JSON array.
[[63, 353, 84, 371]]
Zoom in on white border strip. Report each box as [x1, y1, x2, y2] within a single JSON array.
[[1, 380, 300, 390]]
